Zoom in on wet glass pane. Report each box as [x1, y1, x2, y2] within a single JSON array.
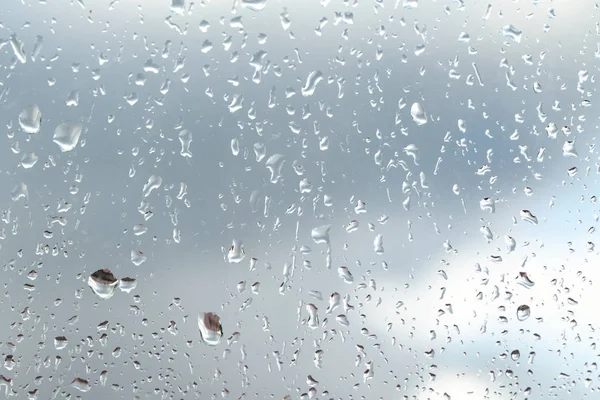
[[1, 0, 598, 399]]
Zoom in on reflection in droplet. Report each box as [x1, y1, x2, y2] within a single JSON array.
[[18, 104, 42, 134], [88, 269, 119, 300], [198, 312, 223, 346], [516, 305, 531, 321], [53, 122, 83, 152]]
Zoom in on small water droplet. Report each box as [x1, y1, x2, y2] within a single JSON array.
[[516, 305, 531, 321]]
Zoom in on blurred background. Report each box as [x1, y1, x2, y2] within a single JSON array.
[[0, 0, 599, 398]]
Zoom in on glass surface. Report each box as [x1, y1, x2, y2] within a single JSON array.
[[1, 0, 599, 399]]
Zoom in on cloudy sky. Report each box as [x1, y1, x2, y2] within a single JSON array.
[[0, 0, 599, 399]]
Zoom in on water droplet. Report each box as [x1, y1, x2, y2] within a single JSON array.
[[133, 224, 147, 236], [410, 102, 427, 125], [311, 225, 331, 245], [142, 175, 162, 197], [18, 104, 42, 134], [71, 378, 91, 392], [10, 34, 26, 63], [241, 0, 267, 11], [520, 210, 538, 225], [336, 314, 350, 326], [338, 266, 354, 283], [301, 70, 323, 97], [480, 197, 495, 213], [306, 304, 319, 329], [11, 183, 28, 202], [403, 0, 418, 8], [346, 220, 359, 233], [373, 234, 384, 254], [505, 236, 516, 253], [53, 122, 83, 152], [179, 129, 192, 158], [562, 140, 578, 157], [88, 269, 119, 299], [325, 292, 341, 315], [227, 239, 245, 263], [502, 25, 522, 43], [170, 0, 185, 15], [198, 312, 223, 346], [516, 305, 531, 321], [131, 250, 147, 266], [265, 154, 285, 183], [510, 350, 520, 361], [119, 277, 137, 293], [54, 336, 68, 350], [20, 153, 38, 169]]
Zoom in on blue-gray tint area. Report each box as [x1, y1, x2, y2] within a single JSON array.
[[0, 0, 598, 399]]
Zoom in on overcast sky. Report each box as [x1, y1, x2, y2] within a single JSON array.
[[0, 0, 599, 399]]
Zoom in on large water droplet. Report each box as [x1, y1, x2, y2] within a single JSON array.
[[410, 102, 427, 125], [480, 197, 495, 213], [241, 0, 267, 11], [516, 305, 531, 321], [71, 378, 91, 392], [178, 129, 193, 158], [516, 272, 535, 288], [198, 312, 223, 346], [502, 25, 522, 43], [227, 239, 246, 263], [338, 266, 354, 283], [142, 175, 162, 197], [18, 104, 42, 134], [119, 277, 137, 293], [54, 336, 68, 350], [520, 210, 538, 225], [131, 250, 147, 266], [53, 122, 83, 152], [88, 269, 119, 300], [301, 70, 324, 97], [311, 225, 331, 245], [306, 304, 319, 329], [265, 154, 285, 183]]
